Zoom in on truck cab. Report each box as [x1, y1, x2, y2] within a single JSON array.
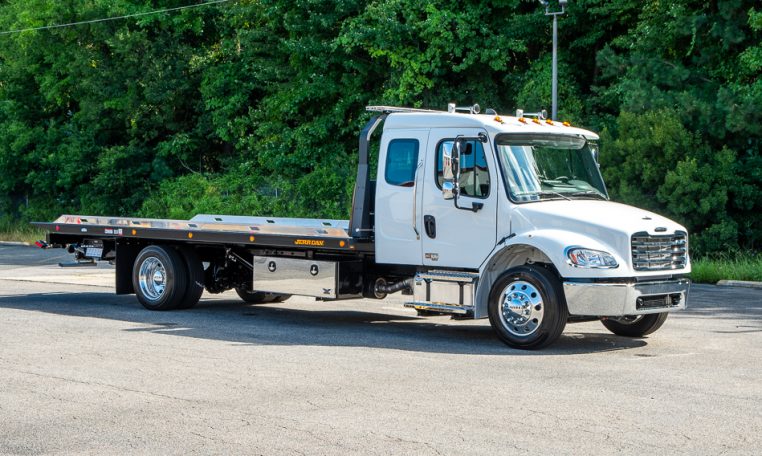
[[37, 104, 690, 350], [359, 105, 690, 348]]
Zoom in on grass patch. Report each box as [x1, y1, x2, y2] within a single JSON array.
[[691, 253, 762, 284], [0, 220, 47, 245]]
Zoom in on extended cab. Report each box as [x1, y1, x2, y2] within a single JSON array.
[[35, 105, 690, 349]]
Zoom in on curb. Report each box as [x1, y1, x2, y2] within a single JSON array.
[[716, 280, 762, 290], [0, 241, 31, 246]]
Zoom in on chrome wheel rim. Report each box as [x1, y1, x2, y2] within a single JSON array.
[[138, 257, 166, 302], [499, 280, 544, 337]]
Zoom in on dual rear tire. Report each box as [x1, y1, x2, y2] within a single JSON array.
[[133, 245, 204, 311], [133, 245, 288, 311]]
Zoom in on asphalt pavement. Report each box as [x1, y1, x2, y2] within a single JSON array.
[[0, 245, 760, 455]]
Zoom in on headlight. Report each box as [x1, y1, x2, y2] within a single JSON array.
[[565, 247, 618, 269]]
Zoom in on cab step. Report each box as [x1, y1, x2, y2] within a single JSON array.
[[404, 302, 470, 315], [405, 270, 480, 316]]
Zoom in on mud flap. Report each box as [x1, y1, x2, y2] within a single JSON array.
[[115, 241, 142, 294]]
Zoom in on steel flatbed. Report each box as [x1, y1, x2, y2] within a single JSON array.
[[33, 214, 373, 253]]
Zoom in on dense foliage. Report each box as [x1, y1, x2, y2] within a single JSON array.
[[0, 0, 759, 255]]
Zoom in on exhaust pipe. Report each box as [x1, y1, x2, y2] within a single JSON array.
[[374, 278, 414, 296]]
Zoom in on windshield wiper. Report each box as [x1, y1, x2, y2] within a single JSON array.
[[515, 191, 571, 201], [568, 190, 607, 200], [536, 191, 571, 201]]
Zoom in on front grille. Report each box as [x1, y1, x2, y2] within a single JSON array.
[[631, 231, 687, 271]]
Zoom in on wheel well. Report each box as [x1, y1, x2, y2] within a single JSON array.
[[474, 244, 557, 319]]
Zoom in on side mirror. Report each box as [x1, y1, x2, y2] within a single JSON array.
[[442, 136, 484, 212], [441, 141, 461, 200]]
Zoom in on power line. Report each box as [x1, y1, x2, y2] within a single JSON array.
[[0, 0, 234, 36]]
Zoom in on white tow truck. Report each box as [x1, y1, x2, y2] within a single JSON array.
[[35, 104, 691, 349]]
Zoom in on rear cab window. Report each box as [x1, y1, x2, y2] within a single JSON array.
[[385, 139, 420, 187]]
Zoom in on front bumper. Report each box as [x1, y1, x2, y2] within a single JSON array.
[[563, 278, 690, 317]]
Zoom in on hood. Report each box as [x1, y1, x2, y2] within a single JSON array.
[[512, 200, 686, 239]]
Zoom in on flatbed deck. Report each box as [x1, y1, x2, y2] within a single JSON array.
[[34, 214, 372, 253]]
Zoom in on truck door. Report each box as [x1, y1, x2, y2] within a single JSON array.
[[375, 129, 429, 265], [421, 128, 498, 268]]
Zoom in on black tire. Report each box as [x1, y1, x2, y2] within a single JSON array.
[[487, 265, 568, 350], [234, 287, 290, 304], [133, 245, 188, 311], [176, 247, 204, 309], [601, 313, 669, 337]]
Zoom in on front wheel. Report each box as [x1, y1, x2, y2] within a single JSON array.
[[601, 313, 669, 337], [488, 265, 568, 350]]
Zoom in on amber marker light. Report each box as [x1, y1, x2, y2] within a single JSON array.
[[532, 118, 541, 125], [131, 229, 137, 235], [546, 119, 554, 125], [563, 121, 571, 127], [339, 240, 346, 247], [518, 117, 527, 124], [188, 232, 193, 239], [249, 235, 255, 242], [494, 116, 503, 123]]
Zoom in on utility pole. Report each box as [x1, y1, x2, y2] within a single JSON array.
[[538, 0, 567, 121]]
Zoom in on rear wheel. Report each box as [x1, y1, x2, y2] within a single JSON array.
[[488, 265, 568, 350], [176, 247, 204, 309], [133, 245, 188, 311], [601, 313, 669, 337], [234, 287, 290, 304]]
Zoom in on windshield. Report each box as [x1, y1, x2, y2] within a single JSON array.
[[495, 133, 608, 202]]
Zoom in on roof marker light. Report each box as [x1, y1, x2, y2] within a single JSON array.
[[546, 119, 554, 125], [563, 121, 571, 127], [518, 117, 527, 124], [532, 118, 541, 125]]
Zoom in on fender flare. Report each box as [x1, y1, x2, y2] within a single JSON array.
[[474, 230, 622, 318]]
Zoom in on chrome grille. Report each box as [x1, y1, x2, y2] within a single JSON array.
[[631, 231, 687, 271]]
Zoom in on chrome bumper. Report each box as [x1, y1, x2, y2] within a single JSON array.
[[563, 279, 690, 317]]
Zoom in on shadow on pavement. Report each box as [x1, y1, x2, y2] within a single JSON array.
[[0, 291, 648, 355]]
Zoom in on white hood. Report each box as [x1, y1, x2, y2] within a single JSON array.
[[512, 200, 686, 238], [508, 200, 689, 278]]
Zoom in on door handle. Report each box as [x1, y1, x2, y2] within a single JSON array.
[[424, 215, 436, 239]]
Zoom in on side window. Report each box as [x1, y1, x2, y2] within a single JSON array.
[[385, 139, 419, 187], [436, 140, 490, 198]]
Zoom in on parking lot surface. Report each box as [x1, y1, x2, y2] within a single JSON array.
[[0, 245, 760, 454]]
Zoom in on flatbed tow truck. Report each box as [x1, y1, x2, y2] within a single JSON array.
[[34, 105, 691, 349]]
